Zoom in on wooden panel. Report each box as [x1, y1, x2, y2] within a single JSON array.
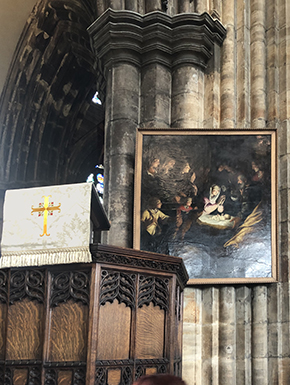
[[48, 301, 88, 362], [0, 252, 186, 381], [135, 302, 165, 359], [6, 297, 43, 360], [97, 299, 131, 360], [174, 319, 182, 359], [146, 367, 157, 375], [0, 303, 7, 359], [58, 370, 73, 385], [107, 369, 121, 385], [175, 288, 183, 359], [13, 369, 28, 385]]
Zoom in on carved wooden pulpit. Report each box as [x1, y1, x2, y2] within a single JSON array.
[[0, 184, 188, 385], [0, 245, 188, 385]]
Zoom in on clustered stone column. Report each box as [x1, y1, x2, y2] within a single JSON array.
[[88, 9, 226, 247]]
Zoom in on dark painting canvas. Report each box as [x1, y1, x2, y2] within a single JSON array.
[[134, 129, 277, 284]]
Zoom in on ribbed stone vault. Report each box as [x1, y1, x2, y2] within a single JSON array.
[[0, 0, 105, 192]]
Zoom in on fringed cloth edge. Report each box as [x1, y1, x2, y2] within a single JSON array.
[[0, 246, 92, 268]]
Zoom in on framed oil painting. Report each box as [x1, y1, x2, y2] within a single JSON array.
[[133, 129, 278, 284]]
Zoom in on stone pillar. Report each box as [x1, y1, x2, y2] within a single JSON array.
[[219, 287, 237, 385], [145, 0, 162, 12], [203, 43, 221, 128], [278, 1, 290, 383], [266, 0, 278, 128], [250, 0, 267, 128], [210, 0, 222, 20], [171, 66, 204, 128], [125, 0, 139, 12], [140, 63, 172, 128], [88, 11, 143, 246], [88, 9, 226, 247], [103, 63, 140, 246], [178, 0, 191, 13], [236, 0, 250, 127], [220, 0, 236, 128]]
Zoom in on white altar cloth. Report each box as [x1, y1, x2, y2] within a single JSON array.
[[0, 182, 94, 267]]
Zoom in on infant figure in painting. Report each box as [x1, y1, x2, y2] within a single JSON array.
[[197, 184, 233, 229]]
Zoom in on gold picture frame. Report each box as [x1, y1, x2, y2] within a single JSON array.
[[133, 128, 278, 285]]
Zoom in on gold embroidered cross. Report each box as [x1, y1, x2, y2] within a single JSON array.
[[31, 195, 61, 237]]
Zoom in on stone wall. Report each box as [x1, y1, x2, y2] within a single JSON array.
[[89, 1, 290, 384], [183, 0, 290, 384]]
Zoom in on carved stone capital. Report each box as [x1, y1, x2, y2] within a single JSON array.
[[88, 9, 226, 71]]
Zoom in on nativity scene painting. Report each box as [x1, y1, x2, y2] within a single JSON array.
[[134, 130, 277, 283]]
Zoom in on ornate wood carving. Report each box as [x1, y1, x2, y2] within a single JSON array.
[[95, 360, 134, 367], [50, 271, 90, 307], [138, 276, 169, 311], [175, 285, 182, 322], [0, 269, 8, 304], [95, 367, 106, 385], [44, 367, 86, 385], [28, 367, 42, 385], [5, 360, 42, 366], [94, 364, 133, 385], [158, 364, 167, 373], [174, 360, 182, 378], [4, 368, 12, 385], [135, 366, 145, 380], [135, 359, 169, 366], [135, 359, 169, 379], [90, 244, 189, 289], [44, 369, 57, 385], [73, 368, 86, 385], [100, 270, 136, 309], [98, 253, 188, 282], [0, 367, 4, 385], [45, 361, 86, 368], [1, 251, 186, 383], [2, 365, 41, 385], [122, 367, 132, 385], [9, 270, 45, 305]]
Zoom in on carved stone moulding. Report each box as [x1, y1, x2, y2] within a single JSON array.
[[88, 9, 226, 71]]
